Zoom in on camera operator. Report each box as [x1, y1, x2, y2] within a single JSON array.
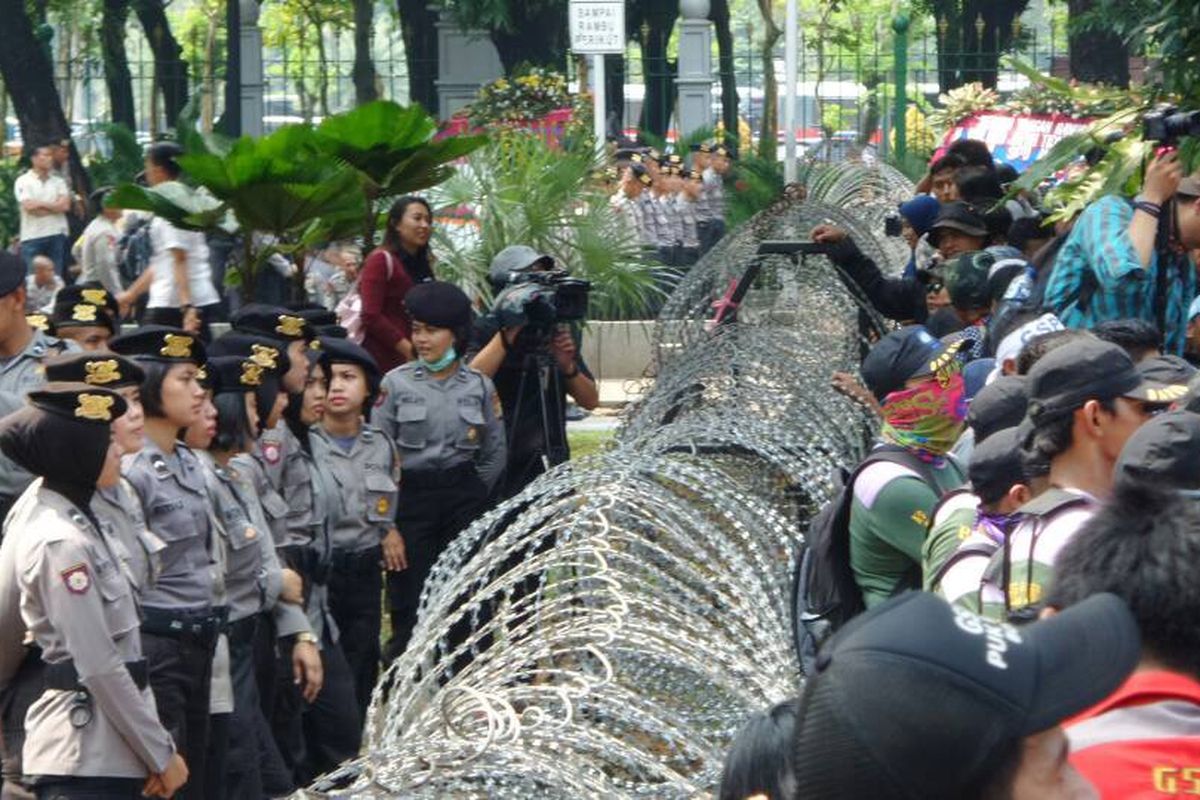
[[1044, 151, 1200, 356], [470, 245, 599, 499]]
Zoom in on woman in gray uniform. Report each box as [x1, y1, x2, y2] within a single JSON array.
[[110, 325, 216, 800], [0, 384, 187, 799], [197, 355, 321, 798], [377, 281, 505, 664]]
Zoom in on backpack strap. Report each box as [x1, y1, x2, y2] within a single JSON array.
[[1002, 488, 1092, 613], [930, 537, 999, 594]]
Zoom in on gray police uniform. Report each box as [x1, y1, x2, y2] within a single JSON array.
[[121, 440, 217, 800], [675, 194, 700, 266], [249, 420, 301, 539], [376, 361, 505, 663], [308, 423, 398, 718], [91, 478, 165, 594], [0, 331, 75, 520], [199, 453, 306, 797], [2, 483, 175, 783], [652, 191, 681, 266]]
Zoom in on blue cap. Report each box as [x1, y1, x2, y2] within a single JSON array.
[[861, 325, 946, 402], [1188, 295, 1200, 322], [898, 195, 941, 236]]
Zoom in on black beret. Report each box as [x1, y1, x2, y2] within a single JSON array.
[[109, 325, 206, 364], [292, 306, 339, 328], [49, 295, 117, 333], [43, 352, 145, 389], [209, 332, 287, 377], [207, 355, 268, 395], [404, 281, 472, 330], [690, 142, 714, 153], [28, 382, 128, 424], [53, 282, 120, 321], [231, 303, 312, 342], [319, 336, 380, 379]]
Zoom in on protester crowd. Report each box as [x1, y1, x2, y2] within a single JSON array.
[[0, 138, 603, 799], [723, 139, 1200, 799]]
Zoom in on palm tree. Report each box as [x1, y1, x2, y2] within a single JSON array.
[[427, 131, 659, 319]]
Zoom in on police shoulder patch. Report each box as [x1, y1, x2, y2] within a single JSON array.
[[261, 440, 282, 465], [61, 563, 91, 595]]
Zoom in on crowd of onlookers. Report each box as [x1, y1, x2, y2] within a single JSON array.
[[721, 139, 1200, 798]]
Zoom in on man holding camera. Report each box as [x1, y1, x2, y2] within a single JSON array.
[[1044, 151, 1200, 355], [470, 245, 599, 499]]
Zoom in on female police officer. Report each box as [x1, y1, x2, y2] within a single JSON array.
[[0, 384, 187, 799], [110, 326, 216, 800], [377, 281, 505, 664]]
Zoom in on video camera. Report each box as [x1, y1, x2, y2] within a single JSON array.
[[1144, 105, 1200, 146], [491, 270, 592, 332]]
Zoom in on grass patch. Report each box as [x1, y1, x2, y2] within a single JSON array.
[[569, 429, 616, 460]]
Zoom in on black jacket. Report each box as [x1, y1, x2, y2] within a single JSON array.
[[827, 237, 928, 324]]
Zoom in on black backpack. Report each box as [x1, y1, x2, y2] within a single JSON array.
[[791, 447, 942, 675], [116, 215, 155, 287]]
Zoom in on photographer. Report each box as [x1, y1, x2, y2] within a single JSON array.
[[1044, 152, 1200, 355], [470, 245, 599, 499]]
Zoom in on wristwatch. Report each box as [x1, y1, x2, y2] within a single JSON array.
[[294, 632, 319, 645]]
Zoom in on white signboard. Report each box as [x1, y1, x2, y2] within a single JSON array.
[[569, 1, 625, 54]]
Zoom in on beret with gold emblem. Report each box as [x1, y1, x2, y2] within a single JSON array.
[[49, 282, 120, 333], [209, 332, 288, 377], [207, 355, 267, 395], [27, 382, 128, 424], [232, 303, 313, 342], [43, 352, 145, 389], [109, 325, 206, 364]]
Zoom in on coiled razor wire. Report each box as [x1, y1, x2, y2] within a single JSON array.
[[300, 171, 912, 798]]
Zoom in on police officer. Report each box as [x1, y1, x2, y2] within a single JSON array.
[[702, 145, 730, 249], [272, 340, 362, 783], [0, 251, 75, 521], [377, 282, 506, 663], [652, 159, 682, 267], [309, 337, 399, 718], [110, 326, 216, 800], [43, 352, 165, 594], [676, 168, 701, 267], [690, 142, 717, 253], [47, 282, 120, 352], [0, 384, 188, 799], [198, 356, 321, 798]]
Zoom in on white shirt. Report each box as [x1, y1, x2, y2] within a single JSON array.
[[13, 170, 69, 241], [24, 273, 63, 313], [146, 217, 219, 309]]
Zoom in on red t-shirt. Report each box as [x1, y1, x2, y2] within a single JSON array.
[[358, 247, 428, 374], [1067, 670, 1200, 799]]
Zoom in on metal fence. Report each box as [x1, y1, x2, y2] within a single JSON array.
[[18, 15, 1078, 161]]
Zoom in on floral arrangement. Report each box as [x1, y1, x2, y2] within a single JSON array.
[[468, 68, 572, 126], [927, 82, 1000, 130]]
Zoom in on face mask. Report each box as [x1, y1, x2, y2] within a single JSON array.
[[879, 373, 968, 462], [420, 346, 458, 372]]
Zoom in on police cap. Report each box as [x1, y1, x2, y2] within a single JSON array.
[[110, 325, 206, 364], [43, 352, 145, 389]]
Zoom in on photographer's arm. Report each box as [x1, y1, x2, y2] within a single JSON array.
[[1130, 151, 1181, 268], [552, 330, 598, 410]]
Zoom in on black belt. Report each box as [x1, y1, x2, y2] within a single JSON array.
[[141, 605, 228, 644], [329, 545, 381, 574], [43, 658, 148, 692], [402, 462, 478, 490]]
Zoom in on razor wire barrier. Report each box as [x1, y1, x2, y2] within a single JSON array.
[[300, 167, 912, 798]]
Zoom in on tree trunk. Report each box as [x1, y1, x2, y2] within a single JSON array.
[[490, 3, 569, 74], [710, 0, 739, 153], [756, 0, 780, 160], [314, 25, 331, 117], [0, 0, 89, 197], [133, 0, 189, 126], [639, 1, 679, 140], [1067, 0, 1129, 86], [353, 0, 379, 105], [100, 0, 136, 130], [395, 0, 438, 114]]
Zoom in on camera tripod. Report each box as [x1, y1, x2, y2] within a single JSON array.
[[506, 327, 572, 480]]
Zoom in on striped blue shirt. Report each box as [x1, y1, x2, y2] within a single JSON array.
[[1044, 196, 1196, 355]]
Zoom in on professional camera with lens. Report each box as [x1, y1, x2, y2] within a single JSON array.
[[1144, 105, 1200, 146], [491, 269, 592, 332]]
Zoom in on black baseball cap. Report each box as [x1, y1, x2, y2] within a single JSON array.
[[1114, 410, 1200, 491], [929, 201, 988, 245], [969, 426, 1026, 503], [860, 326, 954, 402], [1136, 354, 1194, 402], [967, 375, 1028, 443], [792, 591, 1139, 800], [1025, 338, 1175, 427]]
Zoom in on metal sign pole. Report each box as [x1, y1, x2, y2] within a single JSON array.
[[593, 54, 606, 153], [783, 0, 797, 183]]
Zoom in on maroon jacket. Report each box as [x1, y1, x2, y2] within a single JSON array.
[[358, 247, 430, 373]]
